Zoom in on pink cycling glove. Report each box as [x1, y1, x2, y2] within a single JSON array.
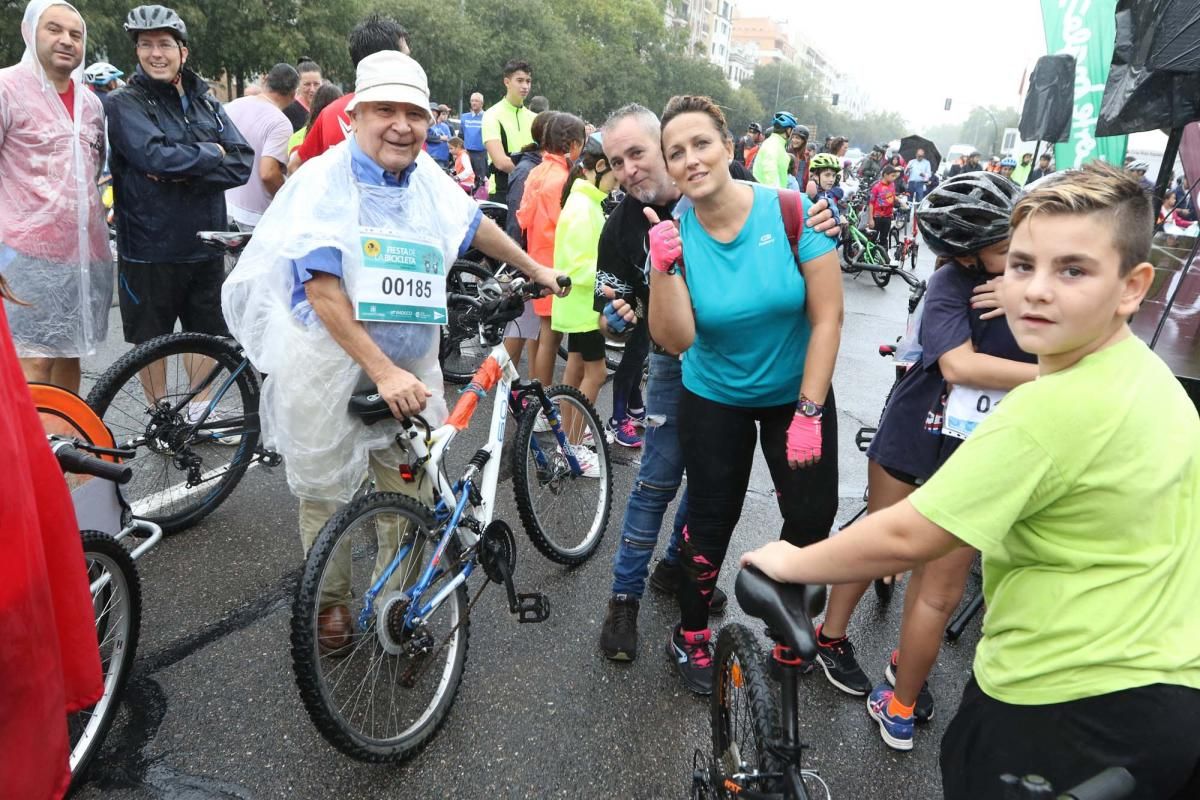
[[786, 412, 822, 466], [648, 220, 682, 274]]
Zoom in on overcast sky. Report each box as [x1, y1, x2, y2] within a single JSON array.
[[736, 0, 1049, 127]]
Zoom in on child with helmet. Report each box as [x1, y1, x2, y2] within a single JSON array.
[[998, 156, 1017, 181], [807, 152, 845, 226], [799, 171, 1039, 752]]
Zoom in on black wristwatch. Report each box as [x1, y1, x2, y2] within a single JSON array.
[[796, 396, 823, 418]]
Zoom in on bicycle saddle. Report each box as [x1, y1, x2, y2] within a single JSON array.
[[197, 230, 251, 253], [734, 567, 825, 660], [347, 391, 397, 425]]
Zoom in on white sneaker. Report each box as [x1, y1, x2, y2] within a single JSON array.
[[568, 444, 602, 478], [188, 402, 243, 446]]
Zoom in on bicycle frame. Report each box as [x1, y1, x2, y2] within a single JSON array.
[[353, 338, 580, 633]]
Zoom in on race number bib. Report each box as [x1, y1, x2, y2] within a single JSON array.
[[943, 385, 1008, 440], [353, 229, 447, 325]]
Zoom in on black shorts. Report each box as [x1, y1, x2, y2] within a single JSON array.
[[566, 329, 605, 362], [118, 258, 230, 344], [941, 676, 1200, 800]]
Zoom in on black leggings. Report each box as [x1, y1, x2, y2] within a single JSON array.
[[677, 388, 839, 631], [611, 320, 649, 418]]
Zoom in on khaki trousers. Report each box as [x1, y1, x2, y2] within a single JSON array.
[[298, 445, 436, 609]]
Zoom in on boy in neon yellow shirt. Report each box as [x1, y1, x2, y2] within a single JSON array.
[[742, 162, 1200, 799]]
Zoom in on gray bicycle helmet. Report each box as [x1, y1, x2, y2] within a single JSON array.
[[124, 5, 188, 43], [917, 171, 1021, 258]]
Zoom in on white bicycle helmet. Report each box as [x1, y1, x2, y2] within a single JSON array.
[[1128, 160, 1150, 173], [84, 62, 124, 86]]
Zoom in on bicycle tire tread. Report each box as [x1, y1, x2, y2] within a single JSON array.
[[290, 492, 469, 763], [510, 384, 612, 566], [70, 531, 142, 788], [712, 623, 786, 798], [85, 332, 260, 533]]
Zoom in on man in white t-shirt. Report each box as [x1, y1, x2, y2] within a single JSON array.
[[905, 147, 932, 202], [224, 63, 297, 229]]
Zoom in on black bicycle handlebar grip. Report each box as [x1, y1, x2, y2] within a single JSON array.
[[55, 444, 133, 485], [1062, 768, 1135, 800]]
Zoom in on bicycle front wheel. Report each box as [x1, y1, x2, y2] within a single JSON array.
[[86, 332, 260, 533], [511, 384, 612, 565], [712, 624, 785, 798], [870, 260, 892, 288], [291, 492, 469, 763], [68, 531, 142, 788]]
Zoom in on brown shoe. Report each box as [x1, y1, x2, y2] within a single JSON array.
[[317, 605, 352, 653]]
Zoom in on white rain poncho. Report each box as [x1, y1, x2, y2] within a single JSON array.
[[0, 0, 111, 357], [223, 142, 479, 502]]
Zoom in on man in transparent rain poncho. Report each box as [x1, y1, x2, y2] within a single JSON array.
[[0, 0, 112, 392], [223, 51, 568, 649]]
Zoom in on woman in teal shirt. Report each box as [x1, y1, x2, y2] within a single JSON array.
[[648, 95, 844, 695]]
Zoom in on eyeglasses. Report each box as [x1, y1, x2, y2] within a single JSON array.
[[137, 42, 180, 53]]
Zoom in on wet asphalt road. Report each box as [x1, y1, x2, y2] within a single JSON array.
[[72, 249, 981, 800]]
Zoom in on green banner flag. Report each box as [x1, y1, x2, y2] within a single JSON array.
[[1039, 0, 1127, 169]]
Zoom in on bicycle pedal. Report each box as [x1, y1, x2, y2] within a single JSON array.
[[513, 592, 550, 623]]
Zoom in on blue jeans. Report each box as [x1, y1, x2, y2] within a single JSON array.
[[909, 180, 927, 203], [610, 352, 686, 597]]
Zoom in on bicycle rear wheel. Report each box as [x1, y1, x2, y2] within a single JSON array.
[[511, 384, 612, 565], [291, 492, 469, 763], [712, 624, 785, 798], [86, 332, 260, 533], [68, 531, 142, 788]]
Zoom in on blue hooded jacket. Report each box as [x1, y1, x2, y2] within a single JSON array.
[[107, 66, 253, 263]]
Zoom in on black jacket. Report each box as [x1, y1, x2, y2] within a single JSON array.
[[108, 67, 253, 264]]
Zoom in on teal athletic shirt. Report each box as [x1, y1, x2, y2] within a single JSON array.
[[678, 184, 836, 407]]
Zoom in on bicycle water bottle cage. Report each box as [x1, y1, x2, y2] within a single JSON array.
[[735, 567, 825, 661]]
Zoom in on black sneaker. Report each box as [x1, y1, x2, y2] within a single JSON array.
[[648, 558, 728, 614], [884, 650, 935, 723], [666, 624, 713, 695], [813, 624, 873, 696], [599, 594, 640, 661]]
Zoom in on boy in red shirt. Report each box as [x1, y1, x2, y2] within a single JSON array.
[[868, 164, 900, 263]]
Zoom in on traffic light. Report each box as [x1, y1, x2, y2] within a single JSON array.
[[944, 98, 952, 111], [831, 93, 839, 106]]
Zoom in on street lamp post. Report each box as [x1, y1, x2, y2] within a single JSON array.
[[975, 106, 1000, 156]]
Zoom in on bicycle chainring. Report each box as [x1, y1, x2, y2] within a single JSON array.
[[478, 520, 517, 584]]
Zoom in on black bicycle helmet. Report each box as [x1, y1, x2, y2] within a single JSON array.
[[794, 124, 810, 140], [124, 5, 188, 43], [917, 171, 1021, 258], [747, 122, 763, 134]]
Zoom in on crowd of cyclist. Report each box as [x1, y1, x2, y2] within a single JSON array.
[[3, 0, 1199, 798]]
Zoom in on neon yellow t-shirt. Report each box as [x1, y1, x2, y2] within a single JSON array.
[[551, 179, 606, 334], [288, 126, 306, 155], [910, 335, 1200, 705], [481, 98, 535, 154], [481, 98, 535, 195]]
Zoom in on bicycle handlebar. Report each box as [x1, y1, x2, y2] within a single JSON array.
[[847, 259, 924, 290], [52, 440, 132, 485]]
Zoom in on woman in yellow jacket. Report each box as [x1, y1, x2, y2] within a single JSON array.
[[551, 133, 619, 477]]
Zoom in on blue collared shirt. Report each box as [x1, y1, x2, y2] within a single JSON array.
[[289, 137, 482, 307]]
